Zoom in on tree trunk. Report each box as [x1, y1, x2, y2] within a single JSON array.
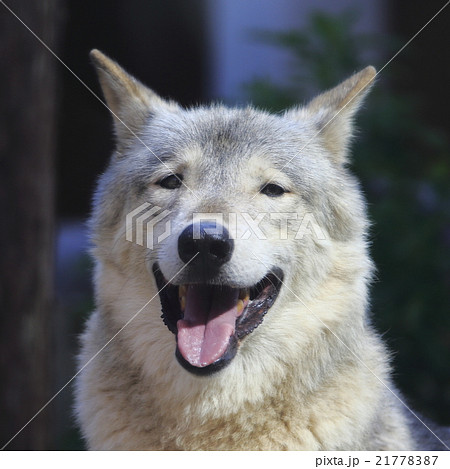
[[0, 0, 61, 450]]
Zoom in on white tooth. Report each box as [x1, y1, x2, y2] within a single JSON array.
[[237, 299, 244, 314], [179, 285, 187, 297], [180, 295, 186, 311]]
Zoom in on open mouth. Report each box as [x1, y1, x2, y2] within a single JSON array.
[[152, 264, 283, 375]]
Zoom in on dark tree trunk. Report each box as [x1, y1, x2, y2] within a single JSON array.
[[0, 0, 61, 450]]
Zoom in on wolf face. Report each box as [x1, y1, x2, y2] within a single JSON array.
[[89, 50, 375, 378], [76, 51, 450, 451]]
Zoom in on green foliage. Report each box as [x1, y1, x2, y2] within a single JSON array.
[[245, 10, 380, 108], [245, 10, 450, 423]]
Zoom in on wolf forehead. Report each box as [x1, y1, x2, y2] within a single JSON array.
[[132, 104, 324, 178], [137, 104, 314, 164]]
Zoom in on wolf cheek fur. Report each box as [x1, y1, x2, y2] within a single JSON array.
[[75, 50, 448, 450]]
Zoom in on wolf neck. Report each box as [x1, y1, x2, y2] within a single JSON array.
[[97, 300, 369, 422]]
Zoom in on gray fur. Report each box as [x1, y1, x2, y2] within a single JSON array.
[[75, 50, 449, 450]]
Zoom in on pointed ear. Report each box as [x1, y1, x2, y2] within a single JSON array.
[[90, 49, 178, 145], [289, 66, 376, 164]]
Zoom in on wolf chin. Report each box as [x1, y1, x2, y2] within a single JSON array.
[[75, 50, 449, 450]]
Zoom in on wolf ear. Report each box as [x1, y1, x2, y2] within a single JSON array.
[[90, 49, 178, 144], [289, 66, 376, 164]]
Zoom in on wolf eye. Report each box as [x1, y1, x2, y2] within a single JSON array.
[[260, 183, 286, 197], [158, 174, 183, 189]]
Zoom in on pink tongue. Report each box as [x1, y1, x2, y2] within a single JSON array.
[[177, 285, 239, 367]]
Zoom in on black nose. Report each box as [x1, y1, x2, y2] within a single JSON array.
[[178, 222, 234, 267]]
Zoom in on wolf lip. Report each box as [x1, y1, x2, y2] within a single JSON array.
[[152, 264, 283, 375]]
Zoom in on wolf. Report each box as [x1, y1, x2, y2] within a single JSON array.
[[75, 49, 449, 450]]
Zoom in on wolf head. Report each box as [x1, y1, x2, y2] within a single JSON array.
[[89, 50, 376, 381]]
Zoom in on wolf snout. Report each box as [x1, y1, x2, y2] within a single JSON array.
[[177, 222, 234, 268]]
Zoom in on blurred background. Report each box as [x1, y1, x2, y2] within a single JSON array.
[[0, 0, 449, 450]]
